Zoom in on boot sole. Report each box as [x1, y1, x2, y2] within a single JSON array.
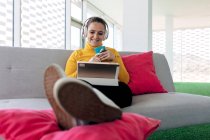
[[54, 78, 122, 123]]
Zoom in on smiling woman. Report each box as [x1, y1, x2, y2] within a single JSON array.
[[43, 16, 133, 130]]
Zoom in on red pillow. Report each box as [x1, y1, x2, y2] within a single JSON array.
[[0, 109, 59, 140], [0, 109, 160, 140], [41, 113, 160, 140], [122, 51, 167, 95]]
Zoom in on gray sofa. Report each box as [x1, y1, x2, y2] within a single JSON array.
[[0, 46, 210, 131]]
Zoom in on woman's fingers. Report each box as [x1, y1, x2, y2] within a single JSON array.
[[99, 50, 115, 61], [98, 53, 107, 60], [89, 56, 101, 62], [94, 56, 101, 62], [90, 50, 115, 62]]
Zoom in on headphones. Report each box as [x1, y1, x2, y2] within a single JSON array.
[[81, 17, 109, 40]]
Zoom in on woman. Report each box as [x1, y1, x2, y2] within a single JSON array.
[[44, 17, 132, 130], [65, 17, 132, 108]]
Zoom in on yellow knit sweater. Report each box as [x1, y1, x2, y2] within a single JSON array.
[[65, 42, 130, 84]]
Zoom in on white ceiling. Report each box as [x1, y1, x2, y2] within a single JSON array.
[[153, 0, 210, 30], [89, 0, 210, 30]]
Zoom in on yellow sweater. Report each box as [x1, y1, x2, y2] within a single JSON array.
[[65, 42, 130, 84]]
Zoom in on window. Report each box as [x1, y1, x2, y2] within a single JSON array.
[[152, 31, 166, 54], [71, 0, 82, 49], [173, 28, 210, 82], [1, 0, 121, 50], [0, 0, 13, 46], [86, 3, 100, 18], [71, 25, 81, 50], [153, 0, 210, 82], [71, 0, 82, 21], [153, 28, 210, 82], [20, 0, 65, 49], [113, 26, 123, 51], [103, 22, 114, 48]]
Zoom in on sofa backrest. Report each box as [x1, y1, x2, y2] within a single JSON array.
[[0, 47, 175, 99]]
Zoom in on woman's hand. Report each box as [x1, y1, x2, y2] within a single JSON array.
[[89, 50, 115, 62], [97, 50, 115, 61], [89, 55, 101, 62]]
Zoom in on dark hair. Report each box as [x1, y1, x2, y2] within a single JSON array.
[[82, 17, 109, 39], [85, 17, 107, 29]]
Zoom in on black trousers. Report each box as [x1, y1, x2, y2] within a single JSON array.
[[91, 82, 133, 108]]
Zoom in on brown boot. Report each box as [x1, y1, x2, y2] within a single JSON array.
[[53, 78, 122, 123], [44, 64, 77, 129]]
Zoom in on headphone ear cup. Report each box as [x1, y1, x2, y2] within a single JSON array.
[[103, 36, 106, 41], [82, 25, 88, 38], [105, 32, 108, 39], [104, 32, 108, 40], [84, 27, 87, 37], [104, 27, 109, 40]]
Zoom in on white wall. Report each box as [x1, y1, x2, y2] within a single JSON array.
[[122, 0, 152, 52]]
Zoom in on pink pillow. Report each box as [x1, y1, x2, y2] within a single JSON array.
[[122, 51, 167, 95], [0, 109, 160, 140], [41, 113, 160, 140], [0, 109, 59, 140]]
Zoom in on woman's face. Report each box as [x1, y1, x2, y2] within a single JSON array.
[[86, 22, 106, 47]]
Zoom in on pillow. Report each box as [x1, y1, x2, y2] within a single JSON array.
[[41, 113, 160, 140], [0, 109, 59, 140], [122, 51, 167, 95], [0, 109, 160, 140]]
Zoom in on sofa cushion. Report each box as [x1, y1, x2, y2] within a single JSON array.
[[0, 98, 51, 110], [0, 109, 160, 140], [122, 51, 167, 95], [123, 93, 210, 130]]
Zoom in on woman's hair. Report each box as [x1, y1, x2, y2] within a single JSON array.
[[82, 17, 109, 39]]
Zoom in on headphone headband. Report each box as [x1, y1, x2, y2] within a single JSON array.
[[82, 17, 109, 40]]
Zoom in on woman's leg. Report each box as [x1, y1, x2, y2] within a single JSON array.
[[44, 64, 123, 130], [44, 64, 77, 130], [92, 82, 133, 108]]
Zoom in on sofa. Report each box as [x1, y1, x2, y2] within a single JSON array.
[[0, 46, 210, 131]]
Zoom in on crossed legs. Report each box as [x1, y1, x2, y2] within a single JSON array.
[[44, 64, 122, 130]]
